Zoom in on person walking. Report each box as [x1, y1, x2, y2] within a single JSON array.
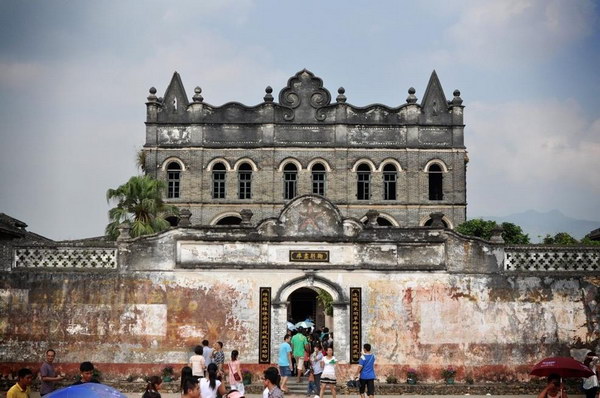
[[212, 341, 226, 377], [277, 334, 293, 393], [40, 349, 64, 396], [200, 363, 226, 398], [142, 375, 162, 398], [291, 329, 309, 382], [228, 350, 245, 395], [182, 378, 200, 398], [310, 342, 324, 396], [319, 346, 337, 398], [263, 366, 284, 398], [353, 343, 376, 398], [202, 340, 214, 367], [537, 373, 568, 398], [190, 345, 206, 381], [583, 351, 599, 398]]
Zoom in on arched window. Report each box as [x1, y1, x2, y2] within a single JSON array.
[[167, 162, 181, 198], [311, 163, 326, 196], [238, 163, 252, 199], [283, 163, 298, 200], [428, 164, 443, 200], [216, 216, 242, 225], [383, 164, 397, 200], [356, 163, 371, 200], [212, 162, 226, 199], [424, 218, 449, 228]]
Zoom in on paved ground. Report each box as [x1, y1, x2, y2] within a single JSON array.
[[17, 393, 587, 398]]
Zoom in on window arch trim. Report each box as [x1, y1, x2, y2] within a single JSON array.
[[206, 158, 233, 171], [423, 159, 448, 172], [351, 159, 376, 172], [233, 158, 259, 171], [160, 157, 186, 171], [419, 214, 453, 229], [307, 158, 332, 172], [378, 159, 403, 172], [210, 212, 243, 226], [359, 213, 400, 226], [277, 158, 303, 172]]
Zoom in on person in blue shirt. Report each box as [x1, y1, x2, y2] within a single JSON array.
[[277, 334, 293, 392], [353, 343, 376, 398]]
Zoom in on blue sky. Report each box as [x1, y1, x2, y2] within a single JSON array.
[[0, 0, 599, 240]]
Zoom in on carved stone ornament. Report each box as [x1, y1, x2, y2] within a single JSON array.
[[278, 69, 332, 122]]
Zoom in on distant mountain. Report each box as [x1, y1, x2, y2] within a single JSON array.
[[470, 209, 600, 243]]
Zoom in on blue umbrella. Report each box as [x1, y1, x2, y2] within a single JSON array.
[[46, 383, 127, 398]]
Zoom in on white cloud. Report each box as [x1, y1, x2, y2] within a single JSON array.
[[446, 0, 597, 67], [467, 98, 600, 218]]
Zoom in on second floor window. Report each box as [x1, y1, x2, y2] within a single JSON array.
[[356, 163, 371, 200], [311, 163, 326, 196], [238, 163, 252, 199], [212, 163, 226, 199], [167, 162, 181, 198], [428, 163, 443, 200], [283, 163, 298, 200], [383, 164, 397, 200]]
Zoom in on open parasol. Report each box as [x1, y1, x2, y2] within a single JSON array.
[[530, 357, 594, 378], [45, 383, 127, 398]]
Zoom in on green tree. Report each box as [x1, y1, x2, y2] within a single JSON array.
[[542, 232, 600, 246], [317, 289, 333, 316], [105, 175, 179, 240], [456, 219, 530, 244], [542, 232, 579, 245]]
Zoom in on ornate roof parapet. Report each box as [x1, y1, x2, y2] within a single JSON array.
[[145, 69, 463, 134]]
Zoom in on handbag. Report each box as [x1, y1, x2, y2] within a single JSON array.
[[230, 363, 242, 382]]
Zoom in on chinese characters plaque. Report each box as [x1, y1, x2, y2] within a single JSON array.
[[350, 287, 362, 364], [259, 287, 271, 364]]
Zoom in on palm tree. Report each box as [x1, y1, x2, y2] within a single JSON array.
[[105, 175, 179, 240]]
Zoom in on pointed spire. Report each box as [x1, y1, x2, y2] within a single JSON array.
[[421, 70, 448, 107], [163, 72, 190, 113]]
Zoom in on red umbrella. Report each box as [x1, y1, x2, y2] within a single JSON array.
[[530, 357, 594, 378]]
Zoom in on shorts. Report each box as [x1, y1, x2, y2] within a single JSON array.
[[295, 357, 304, 370], [279, 366, 292, 377], [359, 379, 375, 395]]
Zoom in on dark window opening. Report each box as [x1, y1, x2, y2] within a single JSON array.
[[311, 163, 326, 196], [212, 163, 226, 199], [165, 216, 179, 227], [424, 218, 449, 228], [283, 163, 298, 200], [167, 162, 181, 199], [362, 217, 394, 227], [238, 163, 252, 199], [216, 216, 242, 225], [428, 164, 443, 200], [356, 163, 371, 200], [383, 164, 397, 200]]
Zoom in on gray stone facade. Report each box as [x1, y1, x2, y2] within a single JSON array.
[[144, 69, 467, 228]]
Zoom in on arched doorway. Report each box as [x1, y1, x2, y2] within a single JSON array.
[[272, 274, 348, 361], [287, 287, 331, 330]]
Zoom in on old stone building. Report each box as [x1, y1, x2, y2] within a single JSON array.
[[1, 70, 599, 388], [143, 69, 467, 228]]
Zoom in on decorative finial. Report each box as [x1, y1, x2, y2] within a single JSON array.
[[406, 87, 417, 104], [192, 86, 203, 103], [336, 87, 347, 103], [451, 89, 463, 106], [264, 86, 273, 102], [147, 87, 158, 102]]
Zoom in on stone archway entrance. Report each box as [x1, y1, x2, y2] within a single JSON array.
[[272, 273, 349, 361]]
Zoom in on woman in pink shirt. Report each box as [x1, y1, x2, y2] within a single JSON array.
[[228, 350, 245, 395]]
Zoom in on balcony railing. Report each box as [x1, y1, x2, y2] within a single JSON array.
[[504, 246, 600, 272]]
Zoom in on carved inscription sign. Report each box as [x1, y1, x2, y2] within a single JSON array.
[[259, 287, 271, 364], [350, 287, 362, 364], [289, 250, 330, 262]]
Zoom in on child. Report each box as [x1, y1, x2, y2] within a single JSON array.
[[306, 368, 316, 397]]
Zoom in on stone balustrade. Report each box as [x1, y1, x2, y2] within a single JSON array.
[[13, 247, 118, 269], [504, 246, 600, 272]]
